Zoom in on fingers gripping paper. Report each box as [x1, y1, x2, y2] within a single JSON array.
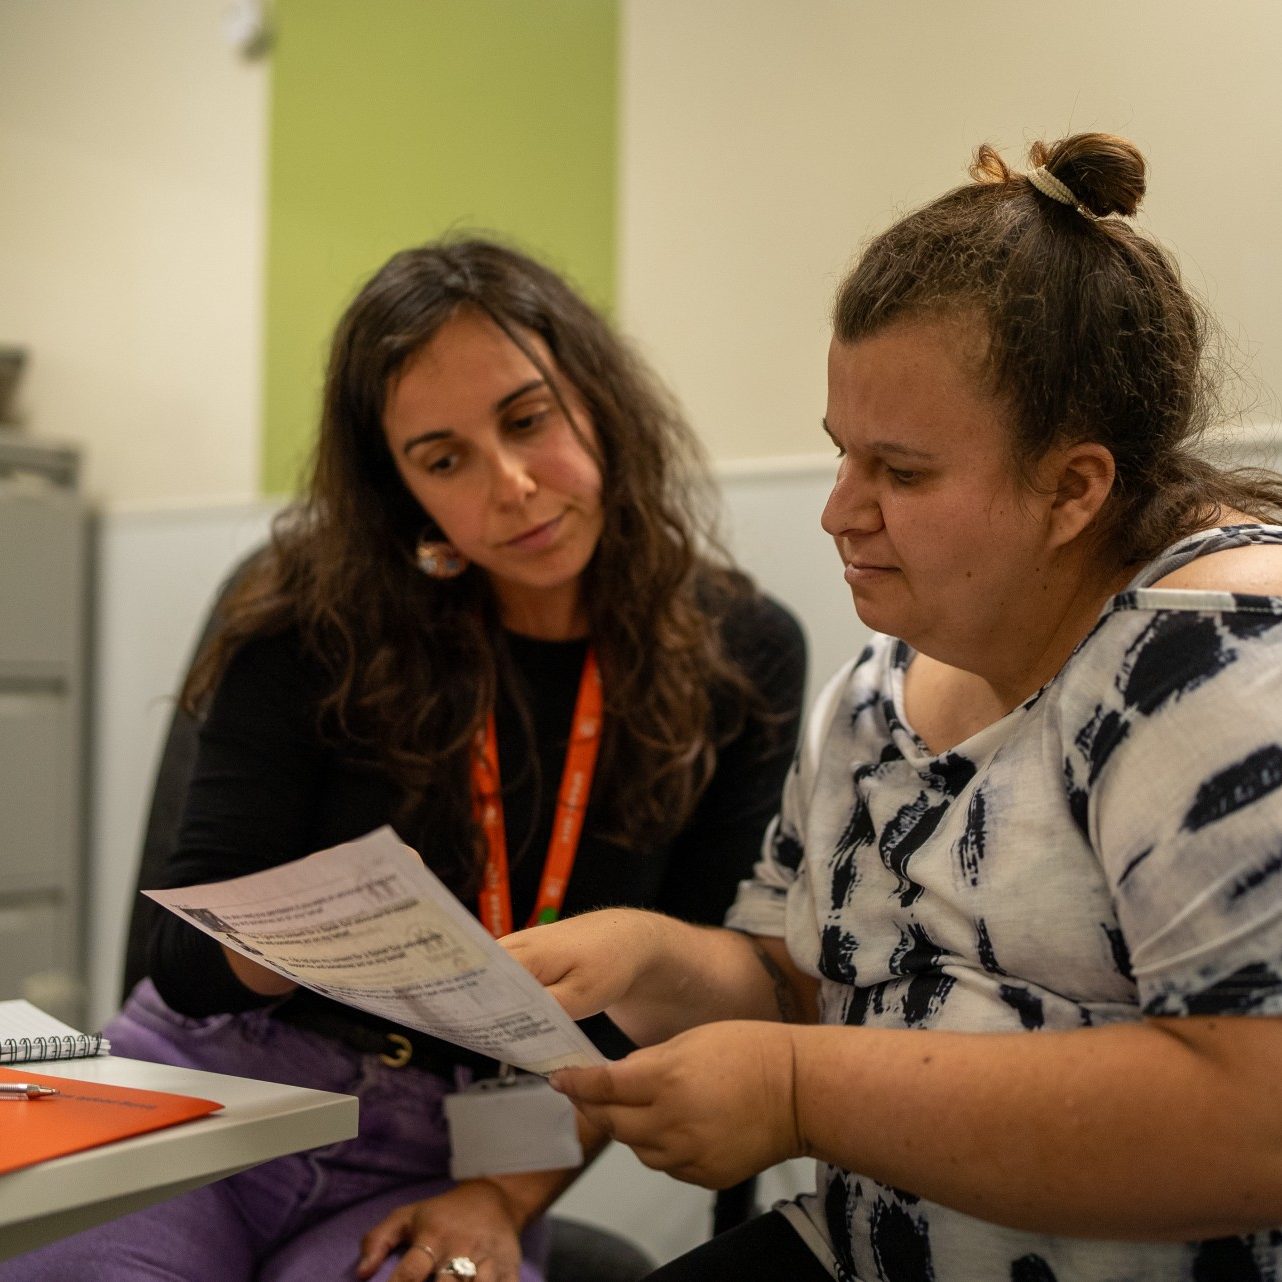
[[145, 827, 604, 1074]]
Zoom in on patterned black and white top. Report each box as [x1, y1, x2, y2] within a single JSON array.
[[727, 525, 1282, 1282]]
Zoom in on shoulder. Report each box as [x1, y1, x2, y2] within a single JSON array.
[[688, 572, 808, 730], [218, 623, 313, 677], [206, 624, 328, 718], [1153, 542, 1282, 595], [1148, 523, 1282, 595], [1072, 588, 1282, 684], [718, 587, 807, 661], [1056, 591, 1282, 777], [693, 567, 807, 670]]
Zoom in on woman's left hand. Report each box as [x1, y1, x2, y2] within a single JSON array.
[[551, 1019, 804, 1189], [356, 1180, 523, 1282]]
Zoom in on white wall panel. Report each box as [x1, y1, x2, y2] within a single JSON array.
[[88, 501, 276, 1026], [719, 456, 871, 703]]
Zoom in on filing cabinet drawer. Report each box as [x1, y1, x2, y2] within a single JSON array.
[[0, 890, 79, 1021], [0, 490, 86, 670], [0, 691, 76, 894]]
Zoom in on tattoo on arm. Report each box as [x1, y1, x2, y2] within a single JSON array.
[[750, 938, 803, 1023]]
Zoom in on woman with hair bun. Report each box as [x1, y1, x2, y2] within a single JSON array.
[[0, 239, 806, 1282], [508, 134, 1282, 1280]]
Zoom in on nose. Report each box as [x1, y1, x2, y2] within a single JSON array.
[[820, 462, 882, 539], [491, 446, 537, 507]]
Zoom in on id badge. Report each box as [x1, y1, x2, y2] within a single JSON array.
[[443, 1073, 584, 1179]]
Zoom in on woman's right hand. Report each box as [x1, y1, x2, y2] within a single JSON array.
[[501, 908, 664, 1023], [550, 1018, 805, 1189], [503, 910, 795, 1048], [356, 1180, 524, 1282]]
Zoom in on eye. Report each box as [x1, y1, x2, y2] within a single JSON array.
[[507, 408, 551, 434], [418, 449, 461, 477], [886, 467, 920, 485]]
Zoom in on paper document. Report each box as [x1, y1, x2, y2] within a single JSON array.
[[145, 827, 604, 1074]]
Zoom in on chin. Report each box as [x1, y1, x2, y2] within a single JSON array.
[[852, 600, 918, 645], [849, 590, 886, 629]]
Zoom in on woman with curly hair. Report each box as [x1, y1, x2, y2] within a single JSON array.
[[3, 239, 805, 1282]]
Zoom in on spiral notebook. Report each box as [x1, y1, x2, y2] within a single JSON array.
[[0, 999, 111, 1064]]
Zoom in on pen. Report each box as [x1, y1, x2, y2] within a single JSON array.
[[0, 1083, 60, 1099]]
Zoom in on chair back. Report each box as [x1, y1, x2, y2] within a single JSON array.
[[120, 557, 249, 1001]]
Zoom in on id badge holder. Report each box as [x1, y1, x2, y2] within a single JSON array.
[[443, 1067, 584, 1179]]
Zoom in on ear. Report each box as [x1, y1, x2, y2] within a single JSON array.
[[1043, 441, 1116, 549]]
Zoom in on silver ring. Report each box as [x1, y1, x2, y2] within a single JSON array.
[[407, 1243, 438, 1268], [441, 1258, 479, 1279]]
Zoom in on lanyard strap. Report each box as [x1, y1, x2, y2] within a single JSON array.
[[472, 649, 603, 938]]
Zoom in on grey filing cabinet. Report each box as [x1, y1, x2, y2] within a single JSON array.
[[0, 431, 90, 1027]]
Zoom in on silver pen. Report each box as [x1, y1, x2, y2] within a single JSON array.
[[0, 1083, 60, 1099]]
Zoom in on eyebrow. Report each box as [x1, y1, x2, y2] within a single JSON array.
[[400, 378, 548, 455], [820, 419, 938, 462]]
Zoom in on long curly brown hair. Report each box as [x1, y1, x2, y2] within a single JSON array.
[[834, 132, 1282, 565], [185, 237, 759, 889]]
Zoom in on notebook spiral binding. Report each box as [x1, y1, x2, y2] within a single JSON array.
[[0, 1031, 108, 1064]]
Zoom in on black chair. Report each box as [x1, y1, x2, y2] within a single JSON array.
[[120, 554, 754, 1277]]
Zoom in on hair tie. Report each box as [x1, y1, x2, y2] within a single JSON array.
[[1027, 166, 1079, 208]]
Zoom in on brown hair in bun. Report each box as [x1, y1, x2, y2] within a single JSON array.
[[834, 132, 1282, 564]]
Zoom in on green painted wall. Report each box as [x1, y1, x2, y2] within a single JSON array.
[[262, 0, 618, 495]]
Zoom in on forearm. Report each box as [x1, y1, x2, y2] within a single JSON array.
[[790, 1015, 1282, 1239], [148, 912, 288, 1013], [221, 943, 298, 997], [505, 909, 817, 1050], [599, 915, 807, 1046], [356, 1114, 612, 1279], [481, 1112, 610, 1227]]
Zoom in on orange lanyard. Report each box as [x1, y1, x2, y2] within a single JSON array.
[[472, 650, 603, 937]]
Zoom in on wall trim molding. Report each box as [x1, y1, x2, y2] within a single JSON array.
[[94, 423, 1282, 519]]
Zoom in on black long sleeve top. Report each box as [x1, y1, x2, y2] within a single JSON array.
[[148, 589, 806, 1060]]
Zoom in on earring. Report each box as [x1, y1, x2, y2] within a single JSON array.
[[415, 534, 468, 579]]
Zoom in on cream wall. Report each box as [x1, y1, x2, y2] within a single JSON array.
[[0, 0, 266, 508], [619, 0, 1282, 464], [5, 2, 1279, 501]]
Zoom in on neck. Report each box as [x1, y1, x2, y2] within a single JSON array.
[[494, 582, 589, 641], [944, 554, 1134, 710]]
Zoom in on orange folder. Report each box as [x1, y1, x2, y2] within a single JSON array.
[[0, 1064, 223, 1175]]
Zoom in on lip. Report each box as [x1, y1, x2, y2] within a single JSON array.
[[843, 562, 898, 584], [504, 513, 564, 551]]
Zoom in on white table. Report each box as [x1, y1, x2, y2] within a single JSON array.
[[0, 1054, 359, 1260]]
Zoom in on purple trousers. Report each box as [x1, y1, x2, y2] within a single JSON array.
[[0, 982, 548, 1281]]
